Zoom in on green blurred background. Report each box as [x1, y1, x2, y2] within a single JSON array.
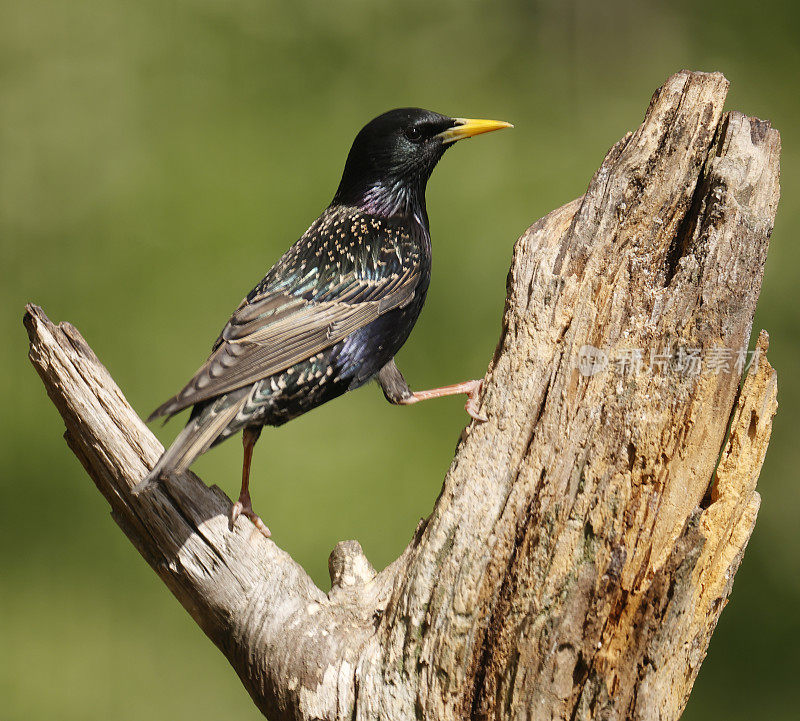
[[2, 1, 797, 719]]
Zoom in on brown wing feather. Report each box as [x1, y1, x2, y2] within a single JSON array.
[[147, 268, 418, 421]]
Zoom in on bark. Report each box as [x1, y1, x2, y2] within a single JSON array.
[[24, 70, 780, 721]]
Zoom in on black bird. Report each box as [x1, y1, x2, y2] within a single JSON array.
[[136, 108, 512, 536]]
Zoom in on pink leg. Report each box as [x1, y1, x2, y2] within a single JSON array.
[[398, 379, 486, 421], [229, 427, 271, 538]]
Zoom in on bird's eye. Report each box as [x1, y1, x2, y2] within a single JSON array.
[[404, 126, 423, 143]]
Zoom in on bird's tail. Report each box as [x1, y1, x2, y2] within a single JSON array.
[[133, 394, 248, 495]]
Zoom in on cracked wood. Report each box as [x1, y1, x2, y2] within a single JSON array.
[[25, 70, 779, 721]]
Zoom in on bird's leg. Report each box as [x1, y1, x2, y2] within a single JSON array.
[[377, 360, 487, 421], [402, 379, 486, 421], [230, 426, 271, 538]]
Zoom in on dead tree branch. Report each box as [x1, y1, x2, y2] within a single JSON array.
[[25, 70, 780, 721]]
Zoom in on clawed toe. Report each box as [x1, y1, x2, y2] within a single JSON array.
[[229, 500, 243, 529], [229, 498, 271, 538], [466, 402, 488, 422], [247, 512, 271, 538], [465, 380, 487, 422]]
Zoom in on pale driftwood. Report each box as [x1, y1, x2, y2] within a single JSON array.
[[25, 71, 780, 721]]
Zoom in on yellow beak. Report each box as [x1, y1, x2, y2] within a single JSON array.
[[437, 117, 513, 144]]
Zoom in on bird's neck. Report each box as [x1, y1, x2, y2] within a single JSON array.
[[361, 181, 426, 217], [333, 179, 429, 229]]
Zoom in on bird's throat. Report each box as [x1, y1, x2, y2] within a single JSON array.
[[357, 179, 427, 220]]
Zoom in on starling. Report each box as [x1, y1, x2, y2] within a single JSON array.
[[136, 108, 512, 536]]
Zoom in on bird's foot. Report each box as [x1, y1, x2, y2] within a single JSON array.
[[230, 495, 271, 538], [464, 379, 488, 422], [401, 378, 487, 421]]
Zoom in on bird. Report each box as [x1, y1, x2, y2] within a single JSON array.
[[135, 108, 512, 537]]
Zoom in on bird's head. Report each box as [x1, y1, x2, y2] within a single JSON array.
[[332, 108, 512, 218]]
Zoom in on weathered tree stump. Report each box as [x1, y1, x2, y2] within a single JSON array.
[[25, 70, 780, 720]]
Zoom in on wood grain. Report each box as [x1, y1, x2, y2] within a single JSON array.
[[25, 70, 780, 720]]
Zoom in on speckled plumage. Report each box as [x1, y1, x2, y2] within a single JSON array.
[[138, 108, 511, 530], [144, 204, 430, 475]]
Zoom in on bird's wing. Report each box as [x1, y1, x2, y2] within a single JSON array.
[[148, 252, 421, 422]]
